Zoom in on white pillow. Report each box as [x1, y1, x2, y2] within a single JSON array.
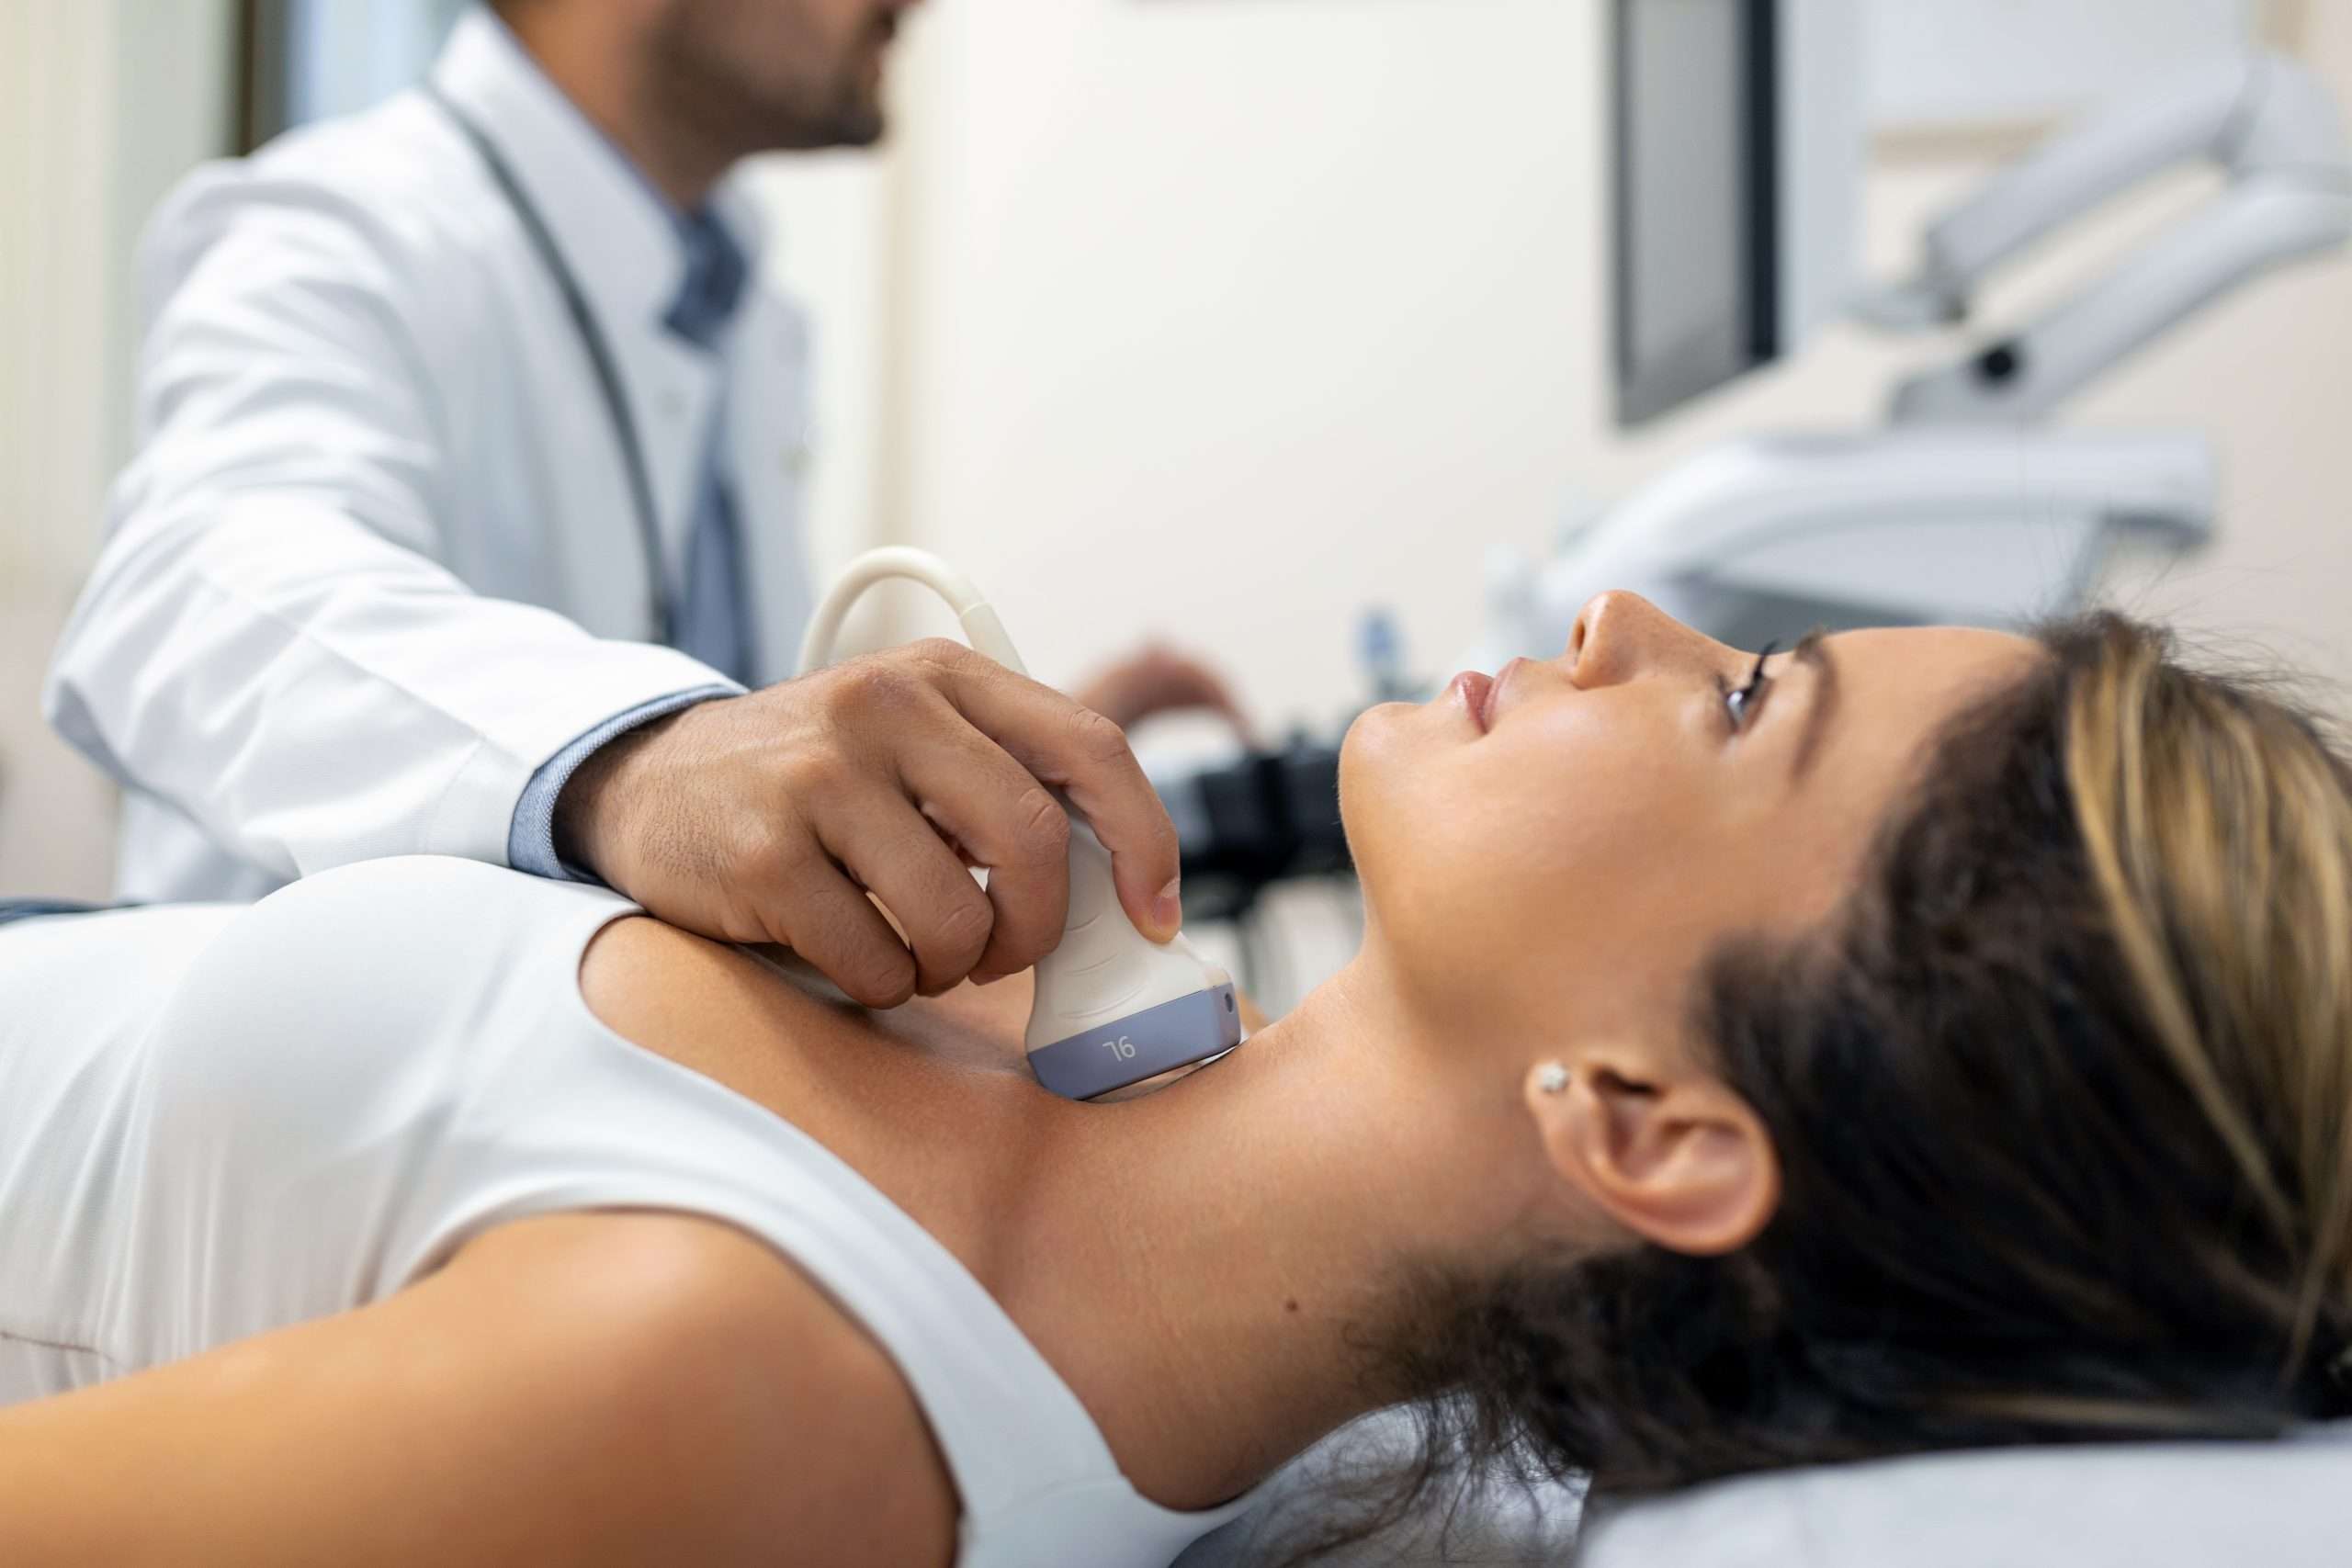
[[1581, 1423, 2352, 1568], [1179, 1419, 2352, 1568]]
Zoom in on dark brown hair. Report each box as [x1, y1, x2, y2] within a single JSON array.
[[1291, 612, 2352, 1561]]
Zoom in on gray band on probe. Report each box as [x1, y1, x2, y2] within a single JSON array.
[[1028, 984, 1245, 1100]]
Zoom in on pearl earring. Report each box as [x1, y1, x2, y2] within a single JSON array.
[[1537, 1062, 1569, 1096]]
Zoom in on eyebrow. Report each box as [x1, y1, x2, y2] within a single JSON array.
[[1786, 627, 1840, 781]]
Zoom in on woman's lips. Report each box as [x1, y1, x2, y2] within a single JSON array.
[[1482, 659, 1529, 732], [1450, 671, 1495, 734]]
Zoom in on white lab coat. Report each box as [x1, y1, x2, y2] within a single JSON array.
[[44, 10, 815, 904]]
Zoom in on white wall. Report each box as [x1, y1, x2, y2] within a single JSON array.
[[739, 150, 905, 583], [856, 0, 2352, 731], [0, 0, 236, 898], [1, 3, 116, 594], [879, 0, 1595, 720]]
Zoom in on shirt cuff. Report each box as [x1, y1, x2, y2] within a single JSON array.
[[506, 684, 739, 882]]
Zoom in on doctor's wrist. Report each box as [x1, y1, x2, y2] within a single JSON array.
[[551, 705, 694, 888]]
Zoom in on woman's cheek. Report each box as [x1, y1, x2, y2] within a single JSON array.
[[1340, 692, 1713, 938]]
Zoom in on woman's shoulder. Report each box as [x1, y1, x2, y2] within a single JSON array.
[[38, 1203, 962, 1565], [433, 1210, 961, 1566]]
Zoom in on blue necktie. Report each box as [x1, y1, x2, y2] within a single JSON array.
[[664, 209, 754, 685]]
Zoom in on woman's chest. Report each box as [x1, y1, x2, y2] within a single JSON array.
[[581, 922, 1056, 1274]]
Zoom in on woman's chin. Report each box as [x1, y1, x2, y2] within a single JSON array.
[[1338, 702, 1459, 944], [1335, 705, 1408, 836], [1338, 697, 1437, 776]]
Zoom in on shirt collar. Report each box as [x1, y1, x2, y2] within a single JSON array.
[[431, 6, 764, 348]]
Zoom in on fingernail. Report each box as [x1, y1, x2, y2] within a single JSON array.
[[1154, 876, 1183, 931]]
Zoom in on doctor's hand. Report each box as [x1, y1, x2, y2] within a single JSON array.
[[553, 639, 1184, 1009]]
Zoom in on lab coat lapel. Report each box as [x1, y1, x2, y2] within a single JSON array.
[[436, 9, 720, 626]]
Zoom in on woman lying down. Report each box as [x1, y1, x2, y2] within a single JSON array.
[[4, 592, 2349, 1567]]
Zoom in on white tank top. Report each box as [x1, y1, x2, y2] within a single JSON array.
[[0, 857, 1261, 1567]]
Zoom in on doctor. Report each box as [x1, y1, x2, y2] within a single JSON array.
[[47, 0, 1235, 1007]]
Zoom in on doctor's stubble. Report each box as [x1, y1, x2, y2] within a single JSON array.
[[648, 0, 921, 152]]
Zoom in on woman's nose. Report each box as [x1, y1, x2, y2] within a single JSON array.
[[1565, 591, 1710, 688]]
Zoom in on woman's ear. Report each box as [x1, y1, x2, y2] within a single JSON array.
[[1522, 1048, 1780, 1256]]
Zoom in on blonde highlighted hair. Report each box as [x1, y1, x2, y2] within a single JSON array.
[[2064, 616, 2352, 1373]]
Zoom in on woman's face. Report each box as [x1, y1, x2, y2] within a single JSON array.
[[1340, 592, 2039, 1057]]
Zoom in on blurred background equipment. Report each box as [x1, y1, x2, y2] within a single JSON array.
[[1470, 2, 2351, 666]]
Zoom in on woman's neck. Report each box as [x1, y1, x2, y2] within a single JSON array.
[[584, 919, 1555, 1513], [993, 958, 1554, 1508]]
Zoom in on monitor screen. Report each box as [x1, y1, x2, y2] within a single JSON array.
[[1612, 0, 1781, 426]]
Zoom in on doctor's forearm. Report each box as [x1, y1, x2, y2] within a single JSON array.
[[44, 499, 733, 881]]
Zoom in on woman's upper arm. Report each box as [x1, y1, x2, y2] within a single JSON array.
[[0, 1212, 958, 1568]]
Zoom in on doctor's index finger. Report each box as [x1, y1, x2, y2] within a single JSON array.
[[935, 660, 1183, 944]]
